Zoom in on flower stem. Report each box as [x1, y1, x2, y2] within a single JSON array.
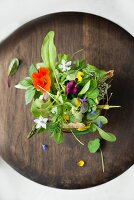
[[71, 130, 84, 145], [37, 85, 55, 99], [54, 71, 60, 90], [37, 85, 61, 105], [72, 49, 84, 57], [100, 148, 105, 173]]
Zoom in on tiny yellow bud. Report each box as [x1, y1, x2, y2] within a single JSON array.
[[64, 115, 69, 121], [77, 160, 85, 167]]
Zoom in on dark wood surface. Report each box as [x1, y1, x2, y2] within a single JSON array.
[[0, 12, 134, 189]]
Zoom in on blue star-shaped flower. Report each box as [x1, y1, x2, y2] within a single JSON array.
[[42, 144, 48, 151]]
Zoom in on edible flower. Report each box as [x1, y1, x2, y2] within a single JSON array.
[[34, 116, 48, 129], [32, 67, 51, 93], [75, 98, 81, 107], [90, 110, 96, 115], [66, 81, 78, 95], [77, 125, 90, 131], [76, 71, 84, 82], [42, 144, 48, 151], [39, 93, 50, 101], [80, 97, 88, 113], [97, 121, 103, 128], [77, 160, 85, 167], [64, 115, 69, 121], [72, 98, 81, 107], [58, 59, 71, 72]]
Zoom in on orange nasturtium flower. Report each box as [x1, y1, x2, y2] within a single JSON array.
[[32, 67, 51, 93]]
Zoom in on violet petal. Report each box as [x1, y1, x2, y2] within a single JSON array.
[[66, 81, 78, 95]]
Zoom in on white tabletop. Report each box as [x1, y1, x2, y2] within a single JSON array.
[[0, 0, 134, 200]]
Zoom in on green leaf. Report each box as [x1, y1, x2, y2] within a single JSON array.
[[87, 110, 100, 120], [58, 54, 71, 62], [53, 130, 64, 144], [15, 78, 33, 89], [96, 126, 116, 142], [88, 138, 100, 153], [94, 116, 108, 125], [49, 123, 64, 144], [73, 111, 83, 123], [41, 100, 52, 117], [31, 99, 43, 117], [88, 123, 97, 132], [25, 86, 35, 105], [87, 64, 107, 78], [66, 72, 77, 81], [78, 80, 91, 96], [70, 114, 75, 122], [87, 88, 99, 99], [8, 58, 20, 76], [41, 31, 57, 71], [29, 64, 37, 77], [31, 99, 52, 117], [74, 59, 86, 69], [34, 90, 42, 100], [89, 80, 97, 91]]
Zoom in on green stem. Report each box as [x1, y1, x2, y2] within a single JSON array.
[[97, 105, 121, 109], [72, 49, 84, 57], [37, 85, 61, 105], [54, 71, 60, 90], [100, 148, 105, 173], [71, 130, 84, 145], [41, 95, 63, 113]]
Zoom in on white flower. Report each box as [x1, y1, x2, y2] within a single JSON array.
[[34, 116, 48, 129], [51, 106, 57, 114], [39, 95, 44, 100], [58, 59, 71, 72]]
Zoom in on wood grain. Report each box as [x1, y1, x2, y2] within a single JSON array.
[[0, 12, 134, 189]]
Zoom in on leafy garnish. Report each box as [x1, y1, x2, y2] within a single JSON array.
[[15, 78, 33, 89], [88, 138, 100, 153], [25, 86, 35, 105], [8, 58, 20, 77], [41, 31, 57, 71], [48, 122, 64, 144], [96, 126, 116, 142]]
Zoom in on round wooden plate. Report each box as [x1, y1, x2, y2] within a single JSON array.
[[0, 12, 134, 189]]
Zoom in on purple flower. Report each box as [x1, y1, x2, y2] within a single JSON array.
[[91, 110, 96, 115], [66, 81, 78, 95], [80, 96, 88, 103], [42, 144, 47, 151], [80, 97, 88, 113], [97, 121, 103, 128]]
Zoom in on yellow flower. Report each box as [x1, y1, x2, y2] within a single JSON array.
[[76, 71, 84, 82], [75, 98, 81, 107], [64, 115, 69, 121], [77, 125, 90, 131], [77, 160, 85, 167]]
